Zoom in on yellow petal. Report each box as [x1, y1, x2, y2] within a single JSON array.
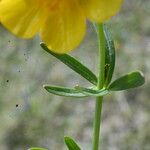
[[41, 0, 86, 54], [79, 0, 123, 22], [0, 0, 46, 38]]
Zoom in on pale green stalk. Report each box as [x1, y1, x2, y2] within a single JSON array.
[[92, 23, 105, 150]]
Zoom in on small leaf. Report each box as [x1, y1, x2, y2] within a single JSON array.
[[40, 43, 97, 85], [28, 148, 47, 150], [75, 86, 109, 97], [108, 71, 145, 91], [104, 25, 116, 86], [43, 85, 87, 98], [64, 136, 81, 150]]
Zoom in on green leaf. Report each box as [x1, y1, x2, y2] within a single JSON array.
[[108, 71, 145, 91], [43, 85, 87, 98], [64, 136, 81, 150], [28, 148, 47, 150], [104, 25, 116, 87], [75, 86, 109, 97], [40, 43, 97, 85]]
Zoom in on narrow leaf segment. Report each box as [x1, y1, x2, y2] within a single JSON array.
[[43, 85, 87, 98], [40, 42, 97, 85], [104, 25, 115, 86], [75, 86, 109, 97], [64, 136, 81, 150], [108, 71, 145, 91]]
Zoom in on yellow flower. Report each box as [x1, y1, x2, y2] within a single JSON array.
[[0, 0, 123, 53]]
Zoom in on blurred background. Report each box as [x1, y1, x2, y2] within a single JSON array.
[[0, 0, 149, 149]]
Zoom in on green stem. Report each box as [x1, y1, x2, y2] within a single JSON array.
[[92, 23, 105, 150]]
